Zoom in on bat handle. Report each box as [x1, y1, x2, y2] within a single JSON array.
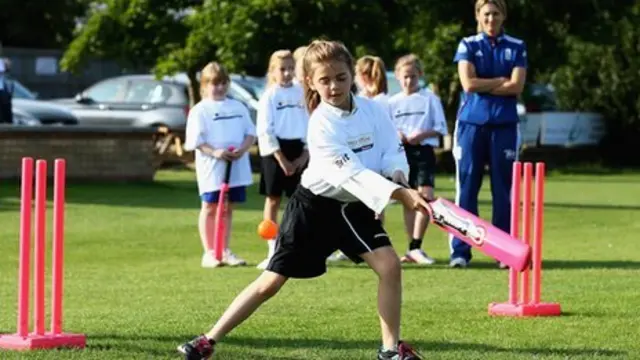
[[223, 146, 235, 185]]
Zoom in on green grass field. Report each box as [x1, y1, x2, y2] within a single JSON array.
[[1, 169, 639, 359]]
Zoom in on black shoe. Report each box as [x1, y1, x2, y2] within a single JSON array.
[[377, 341, 423, 359], [177, 335, 214, 360]]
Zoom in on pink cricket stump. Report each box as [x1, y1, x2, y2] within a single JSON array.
[[488, 161, 562, 317], [0, 158, 87, 350], [428, 198, 531, 271]]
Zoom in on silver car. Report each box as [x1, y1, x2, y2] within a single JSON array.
[[50, 74, 264, 130], [50, 75, 190, 130], [12, 79, 78, 126]]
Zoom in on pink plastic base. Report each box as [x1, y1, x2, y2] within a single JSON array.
[[488, 302, 562, 317], [0, 332, 86, 350]]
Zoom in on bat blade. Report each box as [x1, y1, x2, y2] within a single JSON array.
[[213, 183, 229, 262], [212, 149, 235, 263], [427, 198, 531, 271]]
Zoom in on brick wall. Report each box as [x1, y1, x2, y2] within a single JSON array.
[[0, 126, 157, 181]]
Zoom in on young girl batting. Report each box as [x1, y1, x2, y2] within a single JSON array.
[[256, 49, 309, 270], [178, 39, 425, 360], [184, 62, 257, 268], [328, 54, 391, 262], [388, 54, 448, 266]]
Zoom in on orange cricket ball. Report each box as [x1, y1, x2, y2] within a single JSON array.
[[257, 219, 278, 240]]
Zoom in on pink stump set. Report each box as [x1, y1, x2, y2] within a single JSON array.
[[0, 158, 86, 350], [488, 161, 562, 317]]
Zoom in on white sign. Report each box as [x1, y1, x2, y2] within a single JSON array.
[[35, 57, 58, 75], [539, 112, 606, 147], [518, 112, 606, 147]]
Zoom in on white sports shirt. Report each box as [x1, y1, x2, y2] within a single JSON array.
[[256, 83, 309, 156], [388, 91, 448, 147], [184, 98, 256, 194], [300, 95, 409, 214]]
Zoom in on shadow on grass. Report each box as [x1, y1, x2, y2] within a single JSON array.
[[0, 180, 269, 212], [87, 334, 626, 358], [476, 199, 640, 211], [328, 259, 640, 271], [226, 337, 626, 358]]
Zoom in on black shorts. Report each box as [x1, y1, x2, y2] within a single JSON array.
[[259, 138, 306, 197], [404, 144, 436, 188], [266, 186, 392, 278]]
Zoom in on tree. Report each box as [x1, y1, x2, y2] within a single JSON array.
[[60, 0, 192, 73], [0, 0, 89, 49], [550, 2, 640, 165], [154, 0, 392, 103]]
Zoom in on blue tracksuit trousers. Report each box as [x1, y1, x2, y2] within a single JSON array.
[[449, 121, 518, 262]]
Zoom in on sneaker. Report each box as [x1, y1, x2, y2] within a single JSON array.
[[201, 252, 222, 268], [400, 249, 436, 265], [177, 335, 214, 360], [327, 251, 349, 262], [222, 249, 246, 267], [377, 341, 423, 359], [498, 261, 509, 269], [449, 257, 468, 268], [256, 257, 271, 270]]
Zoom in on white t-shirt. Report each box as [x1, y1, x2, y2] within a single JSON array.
[[256, 83, 308, 156], [372, 93, 390, 106], [300, 95, 409, 214], [388, 91, 448, 147], [184, 98, 257, 194]]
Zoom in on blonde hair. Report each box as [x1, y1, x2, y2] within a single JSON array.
[[199, 62, 230, 97], [293, 46, 307, 63], [293, 46, 308, 82], [355, 55, 387, 96], [475, 0, 507, 33], [394, 53, 423, 74], [266, 49, 294, 87], [302, 39, 355, 113]]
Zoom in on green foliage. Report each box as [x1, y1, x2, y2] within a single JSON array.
[[549, 2, 640, 164], [53, 0, 640, 164], [154, 0, 391, 103], [0, 0, 88, 49], [60, 0, 191, 73]]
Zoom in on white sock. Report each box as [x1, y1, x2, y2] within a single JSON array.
[[382, 345, 398, 353], [267, 239, 276, 258]]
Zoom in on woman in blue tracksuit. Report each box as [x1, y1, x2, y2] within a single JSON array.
[[450, 0, 527, 268]]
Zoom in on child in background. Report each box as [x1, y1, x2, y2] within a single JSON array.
[[355, 55, 390, 106], [256, 50, 309, 270], [388, 54, 448, 266], [293, 45, 308, 85], [184, 62, 257, 268]]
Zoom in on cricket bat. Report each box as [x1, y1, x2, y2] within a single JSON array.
[[425, 198, 531, 271], [213, 146, 235, 262]]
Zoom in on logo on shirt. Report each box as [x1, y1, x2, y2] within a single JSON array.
[[475, 50, 483, 57], [505, 48, 512, 61], [394, 111, 426, 119], [276, 101, 304, 110], [213, 112, 243, 121], [333, 153, 350, 168], [347, 134, 374, 153]]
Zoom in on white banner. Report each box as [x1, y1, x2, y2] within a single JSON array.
[[539, 112, 606, 147]]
